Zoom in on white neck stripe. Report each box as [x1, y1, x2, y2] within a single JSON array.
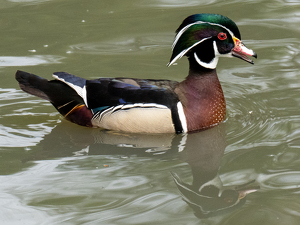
[[177, 102, 187, 133]]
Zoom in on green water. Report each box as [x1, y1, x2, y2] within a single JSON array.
[[1, 0, 300, 224]]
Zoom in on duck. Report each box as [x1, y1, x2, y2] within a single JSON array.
[[15, 13, 257, 134]]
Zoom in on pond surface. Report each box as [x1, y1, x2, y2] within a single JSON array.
[[1, 0, 300, 224]]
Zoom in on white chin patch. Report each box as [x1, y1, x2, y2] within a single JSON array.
[[194, 52, 219, 69], [194, 40, 220, 69]]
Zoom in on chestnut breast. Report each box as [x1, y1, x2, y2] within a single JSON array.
[[175, 72, 226, 132]]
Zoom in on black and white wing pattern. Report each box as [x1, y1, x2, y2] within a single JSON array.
[[53, 72, 187, 133]]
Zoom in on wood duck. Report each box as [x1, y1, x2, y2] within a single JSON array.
[[15, 13, 257, 134]]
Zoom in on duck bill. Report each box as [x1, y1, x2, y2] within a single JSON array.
[[238, 188, 258, 199], [236, 180, 260, 199], [231, 37, 257, 64]]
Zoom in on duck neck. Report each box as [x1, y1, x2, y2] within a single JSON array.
[[175, 57, 226, 132], [188, 55, 216, 76]]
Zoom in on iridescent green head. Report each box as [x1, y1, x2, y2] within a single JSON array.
[[168, 14, 257, 69]]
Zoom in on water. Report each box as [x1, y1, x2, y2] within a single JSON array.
[[1, 0, 300, 224]]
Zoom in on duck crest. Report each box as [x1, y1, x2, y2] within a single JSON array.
[[175, 14, 240, 38]]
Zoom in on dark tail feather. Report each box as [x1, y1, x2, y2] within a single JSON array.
[[15, 70, 93, 127], [15, 70, 83, 113], [15, 70, 50, 101]]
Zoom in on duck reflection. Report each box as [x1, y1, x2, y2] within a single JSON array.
[[35, 121, 259, 218], [36, 121, 177, 158], [171, 125, 259, 218]]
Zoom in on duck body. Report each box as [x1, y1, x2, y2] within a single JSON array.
[[15, 13, 256, 134]]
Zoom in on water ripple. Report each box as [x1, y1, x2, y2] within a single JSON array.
[[68, 33, 172, 55], [222, 35, 300, 152], [0, 156, 186, 224], [258, 172, 300, 190], [0, 88, 57, 147], [0, 55, 64, 67], [141, 0, 217, 8]]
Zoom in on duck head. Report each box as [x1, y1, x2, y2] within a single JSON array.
[[168, 14, 257, 69]]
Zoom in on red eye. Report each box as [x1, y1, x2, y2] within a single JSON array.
[[218, 32, 227, 40]]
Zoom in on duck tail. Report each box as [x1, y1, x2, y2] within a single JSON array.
[[15, 70, 51, 101], [15, 70, 94, 127]]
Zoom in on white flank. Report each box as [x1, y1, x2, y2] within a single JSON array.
[[177, 102, 187, 133], [91, 103, 175, 133]]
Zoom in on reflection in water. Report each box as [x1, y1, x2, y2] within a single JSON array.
[[25, 122, 259, 218], [171, 126, 259, 218]]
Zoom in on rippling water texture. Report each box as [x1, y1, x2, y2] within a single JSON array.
[[0, 0, 300, 224]]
